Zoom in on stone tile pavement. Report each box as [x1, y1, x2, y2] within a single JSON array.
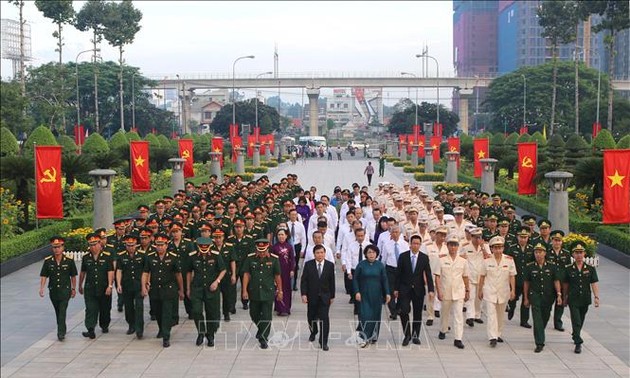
[[1, 157, 628, 377]]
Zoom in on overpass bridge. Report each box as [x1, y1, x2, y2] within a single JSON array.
[[148, 72, 630, 136]]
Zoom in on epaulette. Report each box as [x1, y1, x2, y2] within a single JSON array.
[[137, 250, 145, 254], [64, 254, 74, 260], [106, 244, 114, 248], [168, 252, 177, 257], [102, 251, 111, 256], [211, 251, 220, 255], [565, 263, 572, 268], [147, 252, 156, 256], [247, 252, 256, 257], [189, 251, 197, 256], [526, 261, 535, 266], [45, 255, 52, 260], [184, 238, 191, 242], [254, 225, 262, 230], [270, 253, 279, 258], [225, 243, 233, 246], [439, 254, 447, 258], [504, 255, 513, 259], [117, 251, 126, 255]]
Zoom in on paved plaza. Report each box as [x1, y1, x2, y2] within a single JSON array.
[[1, 157, 629, 377]]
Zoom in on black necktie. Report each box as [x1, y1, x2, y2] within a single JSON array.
[[358, 244, 363, 262], [318, 262, 322, 278]]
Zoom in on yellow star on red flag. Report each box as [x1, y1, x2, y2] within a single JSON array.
[[608, 169, 625, 188], [134, 155, 145, 167], [477, 150, 486, 159]]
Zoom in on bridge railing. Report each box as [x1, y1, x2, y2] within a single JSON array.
[[147, 71, 502, 81]]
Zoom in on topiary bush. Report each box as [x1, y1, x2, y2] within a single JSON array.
[[245, 166, 268, 173], [413, 173, 444, 182], [57, 135, 77, 155], [617, 134, 630, 149], [564, 133, 589, 172], [82, 133, 110, 154], [23, 126, 57, 157], [592, 129, 616, 156], [0, 127, 20, 157], [126, 131, 141, 141]]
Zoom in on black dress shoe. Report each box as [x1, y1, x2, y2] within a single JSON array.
[[322, 345, 329, 351], [574, 344, 582, 354], [151, 315, 156, 321], [57, 335, 65, 341], [426, 319, 433, 326], [126, 327, 135, 335], [497, 337, 504, 343], [136, 333, 143, 340], [292, 285, 298, 292], [82, 330, 96, 339], [490, 339, 497, 347], [163, 339, 170, 348], [507, 306, 515, 320], [156, 331, 163, 338], [474, 318, 484, 324], [224, 314, 231, 322], [534, 345, 544, 353], [243, 303, 249, 310], [402, 336, 411, 346], [454, 340, 465, 349], [554, 326, 565, 332], [117, 306, 123, 312], [196, 334, 204, 346], [435, 311, 440, 318], [466, 319, 474, 327], [520, 322, 532, 329], [412, 337, 421, 345], [188, 314, 194, 320], [101, 327, 109, 334], [389, 314, 397, 320], [207, 336, 214, 347], [309, 332, 317, 342], [230, 308, 236, 315], [438, 332, 446, 340], [260, 340, 268, 349]]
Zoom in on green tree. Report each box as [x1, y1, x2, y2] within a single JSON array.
[[25, 63, 74, 131], [109, 129, 129, 162], [0, 127, 20, 157], [517, 133, 531, 143], [23, 126, 58, 158], [538, 0, 580, 136], [592, 129, 616, 156], [540, 133, 565, 175], [460, 133, 474, 162], [564, 133, 589, 171], [82, 132, 110, 154], [1, 81, 31, 135], [574, 157, 603, 203], [8, 0, 27, 96], [126, 131, 141, 141], [210, 100, 281, 137], [617, 134, 630, 149], [580, 97, 630, 138], [102, 0, 142, 132], [581, 0, 630, 131], [490, 133, 505, 179], [0, 156, 33, 227], [388, 99, 459, 136], [62, 153, 92, 186], [57, 134, 77, 155], [34, 0, 75, 65]]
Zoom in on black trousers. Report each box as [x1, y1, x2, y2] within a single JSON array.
[[293, 244, 302, 286], [385, 266, 398, 316], [307, 297, 331, 346], [399, 292, 425, 338], [367, 174, 373, 186]]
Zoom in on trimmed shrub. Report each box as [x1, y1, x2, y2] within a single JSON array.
[[245, 166, 268, 173], [261, 160, 278, 167], [592, 129, 616, 156], [0, 127, 19, 157], [596, 226, 630, 255], [82, 133, 110, 154], [57, 135, 77, 155], [224, 172, 254, 182], [403, 165, 425, 173], [0, 221, 72, 262], [617, 134, 630, 149], [126, 131, 141, 141], [434, 183, 470, 194], [393, 160, 412, 167], [23, 126, 57, 157], [413, 173, 444, 182]]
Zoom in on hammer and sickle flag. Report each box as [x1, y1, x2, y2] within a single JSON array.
[[517, 142, 537, 195], [447, 137, 460, 168], [35, 146, 63, 219], [212, 136, 224, 168], [178, 139, 194, 178], [603, 149, 630, 224], [130, 141, 150, 192], [473, 138, 489, 178]]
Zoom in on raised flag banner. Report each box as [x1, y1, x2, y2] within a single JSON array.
[[433, 122, 443, 139], [603, 149, 630, 224], [398, 135, 406, 154], [35, 146, 63, 218], [232, 135, 242, 162], [592, 123, 602, 138], [517, 142, 537, 195], [259, 135, 267, 155], [269, 136, 275, 155], [130, 141, 150, 192], [247, 135, 255, 158], [412, 125, 420, 143], [447, 137, 460, 167], [253, 126, 261, 144], [178, 139, 194, 178], [519, 126, 528, 135], [429, 136, 441, 163], [229, 124, 239, 140], [407, 134, 414, 155], [212, 137, 224, 168], [74, 125, 85, 147], [418, 135, 426, 158], [473, 138, 489, 178]]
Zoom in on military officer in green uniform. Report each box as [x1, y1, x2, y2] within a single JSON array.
[[79, 233, 114, 339], [523, 242, 563, 353], [531, 219, 552, 250], [562, 242, 600, 354], [242, 239, 282, 349], [168, 221, 194, 323], [227, 218, 255, 310], [482, 214, 499, 242], [109, 218, 128, 312], [142, 233, 184, 348], [546, 230, 572, 332], [521, 215, 540, 239], [115, 234, 146, 339], [39, 236, 78, 341], [187, 237, 226, 346], [212, 229, 237, 321], [505, 226, 535, 327]]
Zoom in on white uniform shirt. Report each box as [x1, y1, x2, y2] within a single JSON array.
[[436, 254, 470, 301], [287, 220, 307, 248], [342, 239, 370, 273], [480, 254, 516, 304]]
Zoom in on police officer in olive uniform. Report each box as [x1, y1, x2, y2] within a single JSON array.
[[115, 234, 146, 339], [79, 233, 115, 339], [227, 218, 255, 310], [187, 237, 226, 346], [242, 239, 282, 349], [523, 242, 563, 353], [546, 230, 572, 332], [505, 227, 534, 327], [142, 233, 184, 348], [562, 242, 600, 354], [212, 229, 237, 321], [39, 236, 78, 341]]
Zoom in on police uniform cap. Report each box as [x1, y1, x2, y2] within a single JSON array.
[[446, 235, 460, 244], [470, 203, 480, 209], [551, 230, 565, 240], [453, 207, 465, 214], [470, 227, 483, 236], [538, 219, 551, 228], [434, 206, 444, 212], [403, 198, 412, 203], [50, 236, 65, 246], [407, 206, 418, 213], [489, 236, 505, 247], [435, 226, 449, 234], [196, 237, 213, 246], [498, 217, 510, 226], [533, 242, 547, 251], [146, 218, 159, 226], [521, 215, 536, 225], [486, 214, 498, 221], [154, 233, 170, 245], [418, 216, 429, 224]]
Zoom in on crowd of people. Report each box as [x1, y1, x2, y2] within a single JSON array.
[[40, 174, 599, 354]]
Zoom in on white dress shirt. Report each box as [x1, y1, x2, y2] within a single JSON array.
[[303, 244, 336, 264], [325, 205, 339, 231], [342, 239, 371, 273], [287, 220, 306, 248], [308, 212, 332, 238], [380, 237, 410, 268]]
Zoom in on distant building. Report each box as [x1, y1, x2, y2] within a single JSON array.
[[198, 101, 223, 125], [190, 89, 229, 126], [327, 89, 354, 126], [453, 0, 498, 77]]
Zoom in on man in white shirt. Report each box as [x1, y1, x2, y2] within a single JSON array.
[[303, 232, 336, 264], [311, 221, 335, 253], [424, 226, 449, 325], [338, 199, 356, 228], [342, 228, 370, 315], [287, 209, 307, 291], [461, 227, 490, 326], [336, 210, 357, 257], [320, 195, 338, 232], [450, 207, 471, 242], [435, 235, 470, 349], [380, 225, 409, 320], [308, 202, 333, 238], [365, 208, 382, 243]]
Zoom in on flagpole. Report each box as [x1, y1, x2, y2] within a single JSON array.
[[34, 142, 38, 230]]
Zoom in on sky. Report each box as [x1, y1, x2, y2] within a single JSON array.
[[0, 1, 454, 105]]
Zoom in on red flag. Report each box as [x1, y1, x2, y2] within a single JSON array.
[[519, 126, 528, 135], [430, 136, 441, 163], [592, 123, 602, 138], [269, 136, 275, 155], [473, 138, 489, 178], [231, 136, 242, 162], [178, 139, 194, 178], [603, 149, 630, 224], [517, 142, 537, 195], [417, 135, 425, 158], [230, 124, 239, 140], [259, 135, 267, 155], [74, 125, 85, 147], [412, 125, 420, 144], [35, 146, 63, 219], [212, 137, 224, 168], [130, 141, 150, 192], [247, 135, 255, 158], [433, 122, 443, 138], [254, 126, 261, 144], [407, 134, 413, 155], [447, 137, 461, 167]]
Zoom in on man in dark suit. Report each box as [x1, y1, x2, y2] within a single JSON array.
[[301, 244, 336, 351], [394, 235, 435, 346]]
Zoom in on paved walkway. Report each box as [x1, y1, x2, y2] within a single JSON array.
[[1, 157, 628, 377]]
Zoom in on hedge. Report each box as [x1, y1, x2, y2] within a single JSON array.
[[433, 183, 470, 194], [595, 226, 630, 255], [261, 160, 278, 167], [403, 165, 425, 173], [225, 172, 254, 181], [245, 166, 268, 173], [385, 157, 400, 163], [393, 161, 412, 167], [413, 173, 444, 182], [1, 221, 72, 262]]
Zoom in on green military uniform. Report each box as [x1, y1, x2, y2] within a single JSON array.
[[143, 248, 182, 343], [563, 254, 598, 347], [505, 241, 534, 325], [81, 248, 114, 335], [227, 232, 255, 308], [546, 244, 572, 330], [168, 237, 194, 322], [242, 246, 281, 346], [216, 240, 237, 318], [116, 248, 146, 337], [524, 257, 562, 350], [188, 245, 226, 344], [107, 230, 126, 312], [40, 246, 78, 340]]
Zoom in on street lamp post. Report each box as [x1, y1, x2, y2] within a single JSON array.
[[76, 48, 99, 154], [254, 71, 273, 140], [416, 52, 439, 124], [232, 55, 255, 126], [401, 72, 418, 126], [592, 50, 602, 126], [131, 72, 136, 131], [522, 74, 526, 128]]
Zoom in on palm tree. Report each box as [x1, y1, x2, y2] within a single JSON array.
[[0, 156, 34, 227], [62, 153, 92, 186]]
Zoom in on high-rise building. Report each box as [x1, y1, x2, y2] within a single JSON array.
[[453, 0, 499, 77]]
